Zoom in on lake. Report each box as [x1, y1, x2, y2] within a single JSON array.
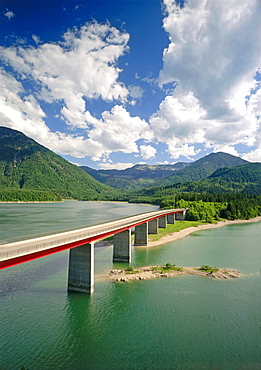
[[0, 201, 260, 369]]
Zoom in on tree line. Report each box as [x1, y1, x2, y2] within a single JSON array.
[[0, 189, 62, 202]]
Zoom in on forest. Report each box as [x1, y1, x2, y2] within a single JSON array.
[[124, 192, 261, 222], [0, 189, 62, 202]]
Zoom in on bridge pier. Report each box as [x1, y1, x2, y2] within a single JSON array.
[[148, 219, 158, 234], [159, 215, 167, 228], [68, 243, 94, 294], [134, 222, 148, 246], [175, 210, 186, 220], [113, 229, 131, 262], [167, 213, 175, 224]]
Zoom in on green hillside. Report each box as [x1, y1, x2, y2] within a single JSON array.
[[210, 162, 261, 182], [155, 152, 248, 187], [129, 162, 261, 201], [167, 163, 261, 195], [0, 127, 118, 200], [81, 152, 249, 190], [123, 163, 261, 221]]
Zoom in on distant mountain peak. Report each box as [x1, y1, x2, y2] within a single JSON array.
[[152, 151, 249, 187]]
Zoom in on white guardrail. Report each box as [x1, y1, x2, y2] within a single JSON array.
[[0, 208, 187, 262]]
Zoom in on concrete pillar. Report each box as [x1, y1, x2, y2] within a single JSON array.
[[167, 213, 175, 224], [113, 229, 131, 263], [68, 243, 94, 294], [148, 219, 158, 234], [159, 215, 167, 228], [134, 222, 148, 246], [175, 210, 186, 220]]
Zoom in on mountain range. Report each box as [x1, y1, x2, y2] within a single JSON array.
[[0, 126, 260, 200], [81, 151, 248, 189], [80, 162, 188, 190]]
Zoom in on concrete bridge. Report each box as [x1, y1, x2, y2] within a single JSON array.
[[0, 208, 187, 293]]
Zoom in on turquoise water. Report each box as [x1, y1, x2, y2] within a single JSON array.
[[0, 202, 260, 369]]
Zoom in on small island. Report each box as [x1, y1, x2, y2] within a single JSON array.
[[109, 263, 240, 282]]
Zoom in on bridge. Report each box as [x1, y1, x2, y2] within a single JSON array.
[[0, 208, 187, 293]]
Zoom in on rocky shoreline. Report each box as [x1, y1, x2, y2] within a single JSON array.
[[108, 266, 241, 282]]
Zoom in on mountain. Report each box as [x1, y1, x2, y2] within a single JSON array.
[[155, 152, 249, 187], [80, 162, 188, 190], [0, 127, 117, 200], [208, 162, 261, 194], [140, 162, 261, 198], [81, 152, 249, 190], [124, 162, 261, 210]]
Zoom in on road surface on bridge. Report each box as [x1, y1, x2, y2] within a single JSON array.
[[0, 208, 187, 269]]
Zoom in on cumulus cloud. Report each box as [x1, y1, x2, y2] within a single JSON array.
[[0, 72, 94, 157], [0, 21, 130, 129], [152, 0, 261, 159], [0, 21, 155, 161], [87, 105, 153, 158], [139, 144, 157, 160], [243, 148, 261, 162], [0, 67, 113, 160], [212, 145, 239, 157], [0, 68, 153, 161], [98, 162, 134, 170]]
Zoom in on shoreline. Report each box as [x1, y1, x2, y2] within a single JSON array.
[[95, 216, 261, 249], [144, 216, 261, 248], [0, 201, 61, 204]]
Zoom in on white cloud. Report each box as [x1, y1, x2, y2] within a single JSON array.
[[0, 65, 153, 161], [4, 9, 15, 20], [243, 148, 261, 162], [98, 162, 134, 170], [0, 22, 154, 162], [167, 143, 200, 160], [32, 35, 41, 44], [152, 0, 261, 160], [150, 92, 206, 158], [87, 105, 153, 157], [212, 145, 239, 157], [0, 68, 106, 160], [139, 144, 156, 160], [0, 21, 130, 130], [128, 85, 144, 100]]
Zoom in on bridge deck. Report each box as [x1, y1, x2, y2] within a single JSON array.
[[0, 208, 187, 269]]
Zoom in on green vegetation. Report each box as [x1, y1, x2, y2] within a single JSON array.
[[1, 127, 260, 222], [0, 188, 61, 202], [154, 163, 261, 195], [149, 220, 203, 242], [0, 127, 119, 201], [152, 263, 183, 273], [197, 265, 219, 273], [153, 152, 248, 187], [125, 266, 139, 274], [125, 190, 261, 222], [81, 152, 248, 190], [81, 162, 188, 190]]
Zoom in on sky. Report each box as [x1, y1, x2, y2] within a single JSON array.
[[0, 0, 260, 170]]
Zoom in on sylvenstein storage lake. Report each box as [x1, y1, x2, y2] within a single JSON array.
[[0, 201, 260, 369]]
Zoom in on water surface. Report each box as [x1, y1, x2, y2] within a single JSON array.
[[0, 202, 260, 369]]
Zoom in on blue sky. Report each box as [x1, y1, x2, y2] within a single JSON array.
[[0, 0, 260, 169]]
